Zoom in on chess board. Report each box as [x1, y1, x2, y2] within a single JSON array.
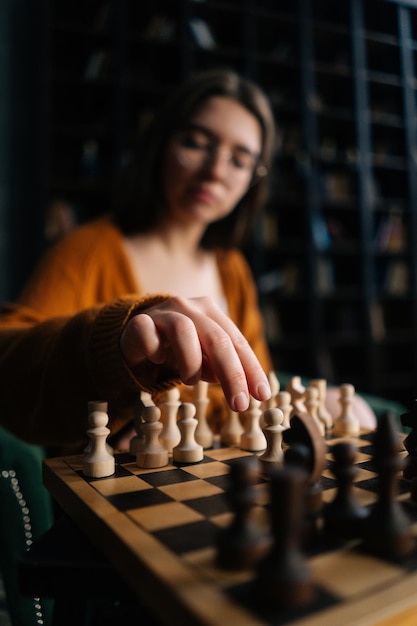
[[43, 431, 417, 626]]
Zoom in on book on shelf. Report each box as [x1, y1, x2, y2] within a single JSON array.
[[370, 302, 386, 342], [257, 269, 286, 294], [383, 260, 409, 295], [261, 213, 279, 247], [188, 17, 216, 49], [311, 211, 332, 251], [261, 302, 282, 343], [316, 257, 335, 294], [142, 14, 176, 41], [374, 209, 406, 253]]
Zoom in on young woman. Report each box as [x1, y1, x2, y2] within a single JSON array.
[[0, 69, 375, 451]]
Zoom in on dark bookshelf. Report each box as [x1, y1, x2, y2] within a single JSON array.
[[9, 0, 417, 406]]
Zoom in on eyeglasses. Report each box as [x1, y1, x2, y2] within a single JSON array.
[[172, 128, 268, 186]]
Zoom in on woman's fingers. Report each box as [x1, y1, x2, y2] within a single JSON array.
[[120, 296, 271, 412]]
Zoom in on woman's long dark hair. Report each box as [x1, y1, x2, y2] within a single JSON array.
[[113, 68, 276, 249]]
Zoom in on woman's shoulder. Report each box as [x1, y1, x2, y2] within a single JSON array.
[[45, 216, 121, 260], [57, 215, 120, 247], [32, 216, 122, 282], [216, 247, 252, 275]]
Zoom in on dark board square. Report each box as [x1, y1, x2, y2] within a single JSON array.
[[358, 433, 374, 444], [140, 469, 198, 488], [205, 474, 231, 490], [115, 452, 135, 465], [358, 444, 374, 456], [354, 477, 380, 493], [154, 519, 217, 553], [106, 488, 173, 511], [356, 459, 377, 472], [227, 579, 338, 625], [320, 475, 337, 490], [185, 493, 229, 517]]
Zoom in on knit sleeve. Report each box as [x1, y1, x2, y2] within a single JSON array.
[[0, 294, 176, 447]]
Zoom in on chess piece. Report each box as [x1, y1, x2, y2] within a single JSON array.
[[260, 371, 280, 428], [276, 390, 292, 430], [401, 399, 417, 483], [172, 403, 204, 464], [240, 396, 267, 452], [286, 376, 306, 416], [220, 407, 244, 446], [333, 383, 360, 436], [283, 413, 326, 547], [322, 441, 368, 541], [310, 378, 333, 434], [192, 381, 213, 449], [258, 408, 285, 475], [217, 457, 270, 570], [129, 391, 155, 456], [84, 400, 112, 455], [362, 411, 415, 561], [284, 443, 319, 547], [136, 405, 169, 469], [266, 371, 280, 408], [255, 466, 316, 609], [158, 387, 181, 454], [283, 413, 327, 491], [304, 386, 325, 436], [83, 401, 115, 478]]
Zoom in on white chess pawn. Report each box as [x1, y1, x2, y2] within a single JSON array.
[[84, 400, 113, 455], [310, 379, 333, 433], [286, 376, 307, 416], [173, 403, 204, 464], [83, 402, 115, 478], [260, 370, 280, 428], [305, 386, 325, 437], [220, 408, 244, 446], [333, 383, 360, 436], [240, 396, 267, 452], [266, 371, 280, 409], [136, 405, 169, 469], [158, 387, 181, 454], [276, 390, 292, 430], [192, 380, 213, 449], [129, 406, 145, 457], [259, 407, 285, 473], [130, 391, 157, 456]]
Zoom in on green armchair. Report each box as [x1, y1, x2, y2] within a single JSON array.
[[0, 426, 53, 626]]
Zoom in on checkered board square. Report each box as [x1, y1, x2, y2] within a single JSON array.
[[43, 431, 417, 626]]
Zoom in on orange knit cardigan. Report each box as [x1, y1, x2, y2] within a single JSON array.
[[0, 217, 272, 448]]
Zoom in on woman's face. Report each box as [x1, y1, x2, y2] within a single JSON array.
[[162, 96, 263, 230]]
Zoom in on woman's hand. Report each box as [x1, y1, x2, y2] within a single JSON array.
[[120, 296, 271, 412]]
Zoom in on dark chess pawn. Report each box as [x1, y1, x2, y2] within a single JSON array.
[[362, 411, 415, 562], [283, 412, 326, 543], [216, 457, 271, 570], [284, 443, 322, 548], [401, 400, 417, 484], [255, 466, 316, 610], [322, 441, 368, 541]]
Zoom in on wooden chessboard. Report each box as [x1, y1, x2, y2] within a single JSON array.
[[42, 431, 417, 626]]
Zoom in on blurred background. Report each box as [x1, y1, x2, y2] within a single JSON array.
[[2, 0, 417, 407]]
